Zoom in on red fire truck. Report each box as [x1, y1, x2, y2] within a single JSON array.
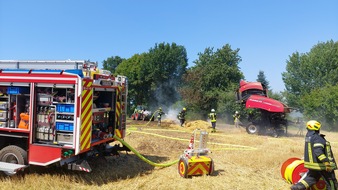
[[0, 60, 128, 175]]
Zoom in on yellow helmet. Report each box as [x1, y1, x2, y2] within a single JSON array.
[[183, 107, 186, 111], [306, 120, 321, 131]]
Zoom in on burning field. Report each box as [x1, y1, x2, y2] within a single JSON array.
[[1, 119, 338, 190]]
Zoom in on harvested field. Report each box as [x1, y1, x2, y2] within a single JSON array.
[[0, 119, 337, 190]]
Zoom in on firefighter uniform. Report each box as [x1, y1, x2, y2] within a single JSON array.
[[291, 120, 338, 190], [178, 108, 186, 127], [233, 111, 241, 128], [208, 109, 217, 132], [157, 107, 165, 126]]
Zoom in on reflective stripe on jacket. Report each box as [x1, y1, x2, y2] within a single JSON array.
[[209, 113, 216, 122], [304, 130, 337, 170]]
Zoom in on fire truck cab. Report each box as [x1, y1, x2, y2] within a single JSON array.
[[0, 60, 128, 175]]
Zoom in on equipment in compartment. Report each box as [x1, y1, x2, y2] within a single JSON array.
[[36, 126, 54, 141], [35, 104, 56, 143], [0, 101, 8, 110], [18, 113, 29, 129], [57, 132, 73, 144], [0, 110, 8, 121], [0, 122, 7, 128]]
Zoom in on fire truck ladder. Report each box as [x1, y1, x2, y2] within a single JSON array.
[[0, 60, 97, 70]]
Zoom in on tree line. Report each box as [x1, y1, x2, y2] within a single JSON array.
[[103, 40, 338, 130]]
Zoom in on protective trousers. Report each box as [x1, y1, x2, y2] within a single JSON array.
[[297, 169, 338, 190]]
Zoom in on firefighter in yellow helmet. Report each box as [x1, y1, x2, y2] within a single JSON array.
[[177, 107, 186, 127], [208, 109, 217, 132], [291, 120, 338, 190]]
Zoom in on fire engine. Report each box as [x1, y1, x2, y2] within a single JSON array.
[[0, 60, 128, 175]]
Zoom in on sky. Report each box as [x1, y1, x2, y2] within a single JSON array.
[[0, 0, 337, 92]]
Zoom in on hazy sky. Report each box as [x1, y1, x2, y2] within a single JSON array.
[[1, 0, 337, 92]]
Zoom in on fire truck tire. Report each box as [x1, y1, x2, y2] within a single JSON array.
[[178, 157, 188, 178], [246, 123, 260, 135], [0, 145, 27, 175]]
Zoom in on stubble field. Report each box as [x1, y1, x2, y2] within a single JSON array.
[[0, 119, 337, 190]]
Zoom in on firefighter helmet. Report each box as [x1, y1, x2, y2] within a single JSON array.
[[235, 111, 239, 114], [183, 107, 186, 111], [306, 120, 321, 131], [211, 109, 215, 112]]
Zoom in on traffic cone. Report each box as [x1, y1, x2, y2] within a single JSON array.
[[188, 134, 194, 149], [184, 133, 195, 158]]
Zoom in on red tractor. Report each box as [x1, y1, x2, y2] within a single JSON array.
[[235, 80, 291, 137]]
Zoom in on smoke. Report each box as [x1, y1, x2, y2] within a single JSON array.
[[148, 77, 182, 110], [163, 106, 180, 121]]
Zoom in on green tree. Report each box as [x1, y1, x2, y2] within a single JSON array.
[[144, 42, 188, 108], [102, 56, 125, 74], [179, 44, 243, 119], [301, 84, 338, 131], [282, 40, 338, 128], [257, 70, 270, 90], [283, 40, 338, 110], [114, 54, 149, 113], [113, 42, 188, 112]]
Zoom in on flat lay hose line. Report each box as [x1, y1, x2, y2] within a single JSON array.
[[113, 135, 179, 167]]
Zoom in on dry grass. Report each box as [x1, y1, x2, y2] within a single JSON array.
[[1, 119, 337, 190]]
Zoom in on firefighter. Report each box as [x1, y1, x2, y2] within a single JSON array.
[[177, 107, 186, 127], [157, 107, 165, 126], [233, 111, 241, 128], [208, 109, 217, 133], [290, 120, 338, 190]]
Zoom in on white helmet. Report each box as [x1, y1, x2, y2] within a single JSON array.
[[235, 111, 239, 114], [211, 109, 215, 112]]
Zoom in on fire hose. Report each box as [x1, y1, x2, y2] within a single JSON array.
[[113, 135, 179, 167]]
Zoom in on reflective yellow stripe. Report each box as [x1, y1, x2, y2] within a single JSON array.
[[300, 180, 310, 188], [314, 143, 324, 148], [318, 154, 326, 161], [304, 162, 326, 170], [308, 142, 313, 163], [326, 142, 333, 161], [329, 180, 335, 190]]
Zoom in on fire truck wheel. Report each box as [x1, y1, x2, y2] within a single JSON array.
[[246, 123, 260, 135], [0, 145, 27, 175], [178, 157, 188, 178]]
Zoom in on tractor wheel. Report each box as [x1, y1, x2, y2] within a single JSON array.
[[0, 145, 27, 176], [135, 113, 140, 120], [178, 157, 188, 178], [271, 130, 279, 138], [131, 114, 135, 120], [246, 123, 260, 135]]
